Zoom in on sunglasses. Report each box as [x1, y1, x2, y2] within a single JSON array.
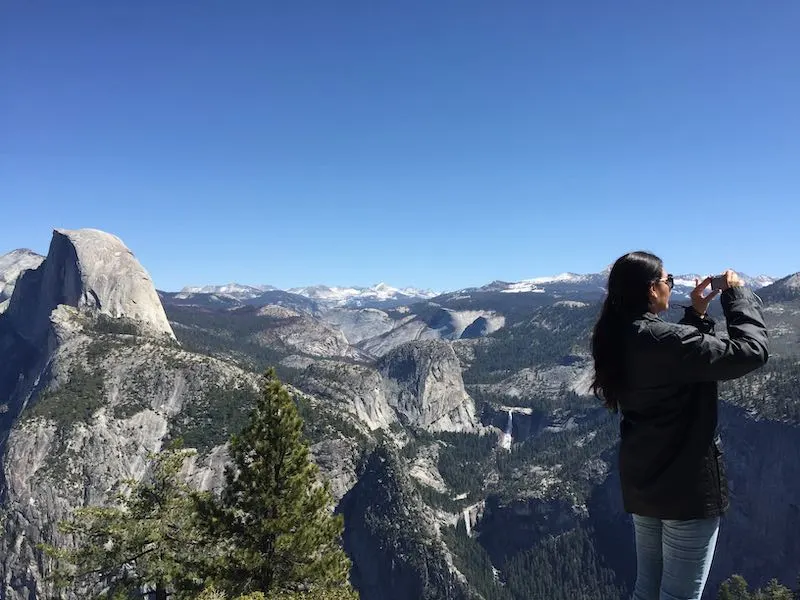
[[657, 274, 675, 290]]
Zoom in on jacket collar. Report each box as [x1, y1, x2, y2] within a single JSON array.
[[640, 311, 663, 323]]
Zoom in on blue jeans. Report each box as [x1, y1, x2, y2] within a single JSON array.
[[632, 515, 721, 600]]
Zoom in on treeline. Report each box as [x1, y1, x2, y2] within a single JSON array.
[[462, 304, 599, 384], [717, 574, 797, 599], [165, 305, 297, 379], [442, 524, 624, 600], [722, 357, 800, 423]]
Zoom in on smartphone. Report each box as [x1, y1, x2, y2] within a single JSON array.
[[711, 274, 726, 291]]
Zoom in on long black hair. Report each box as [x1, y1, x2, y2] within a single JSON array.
[[591, 251, 664, 411]]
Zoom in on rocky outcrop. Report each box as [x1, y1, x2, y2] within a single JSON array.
[[355, 308, 505, 358], [379, 341, 479, 432], [476, 496, 585, 565], [6, 229, 174, 342], [0, 249, 44, 312], [358, 316, 440, 357], [295, 339, 479, 434], [709, 405, 800, 591], [759, 272, 800, 303], [0, 327, 365, 599], [298, 361, 399, 431], [0, 329, 258, 599], [340, 445, 473, 600], [249, 308, 358, 359], [321, 307, 398, 345]]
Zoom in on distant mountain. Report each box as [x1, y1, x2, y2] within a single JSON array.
[[758, 272, 800, 303], [425, 270, 777, 324], [288, 283, 437, 308], [177, 272, 775, 313], [179, 283, 276, 300], [472, 271, 774, 297], [173, 282, 436, 309], [159, 289, 321, 315], [158, 290, 244, 310], [0, 249, 45, 311], [671, 273, 775, 295]]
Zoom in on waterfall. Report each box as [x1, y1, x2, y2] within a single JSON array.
[[500, 409, 513, 450], [463, 508, 472, 536]]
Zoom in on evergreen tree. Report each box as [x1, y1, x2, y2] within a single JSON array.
[[42, 442, 203, 599], [719, 575, 753, 600], [196, 369, 352, 598], [718, 575, 795, 600]]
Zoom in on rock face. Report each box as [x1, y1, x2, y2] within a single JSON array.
[[0, 331, 256, 599], [379, 341, 479, 432], [6, 229, 174, 342], [339, 445, 473, 600], [0, 249, 44, 312], [321, 307, 398, 345], [710, 405, 800, 591], [295, 339, 479, 433], [299, 361, 399, 431], [759, 272, 800, 302], [250, 309, 359, 359]]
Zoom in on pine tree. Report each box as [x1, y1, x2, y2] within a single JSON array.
[[42, 442, 204, 599], [197, 369, 353, 598], [718, 575, 752, 600], [718, 575, 795, 600]]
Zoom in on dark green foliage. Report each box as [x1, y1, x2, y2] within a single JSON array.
[[169, 380, 260, 453], [495, 411, 618, 499], [463, 303, 600, 383], [196, 587, 359, 599], [165, 305, 295, 378], [470, 384, 600, 414], [442, 525, 624, 600], [340, 444, 472, 600], [26, 366, 106, 425], [436, 432, 498, 497], [42, 372, 354, 599], [90, 314, 143, 336], [722, 358, 800, 424], [195, 369, 352, 598], [441, 525, 512, 600], [502, 527, 624, 600], [717, 574, 795, 599], [84, 335, 134, 364], [41, 443, 205, 600], [294, 392, 369, 450]]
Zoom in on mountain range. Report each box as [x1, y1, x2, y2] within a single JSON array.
[[0, 247, 778, 312], [0, 231, 798, 600], [178, 272, 776, 307]]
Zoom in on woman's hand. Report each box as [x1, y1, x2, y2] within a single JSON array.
[[691, 277, 720, 317], [722, 269, 744, 289], [691, 270, 743, 315]]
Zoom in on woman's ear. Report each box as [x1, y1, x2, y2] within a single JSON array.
[[647, 283, 657, 308]]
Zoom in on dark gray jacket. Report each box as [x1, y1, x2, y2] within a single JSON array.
[[618, 286, 769, 519]]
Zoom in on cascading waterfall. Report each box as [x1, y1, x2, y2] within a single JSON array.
[[500, 409, 513, 450]]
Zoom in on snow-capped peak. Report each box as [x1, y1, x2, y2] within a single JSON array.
[[521, 272, 585, 285], [671, 274, 775, 291], [494, 271, 606, 294], [288, 283, 437, 307], [179, 283, 276, 299]]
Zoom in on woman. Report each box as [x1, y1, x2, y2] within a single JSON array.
[[591, 251, 769, 600]]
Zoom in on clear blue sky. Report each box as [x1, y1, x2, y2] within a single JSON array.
[[2, 1, 799, 292]]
